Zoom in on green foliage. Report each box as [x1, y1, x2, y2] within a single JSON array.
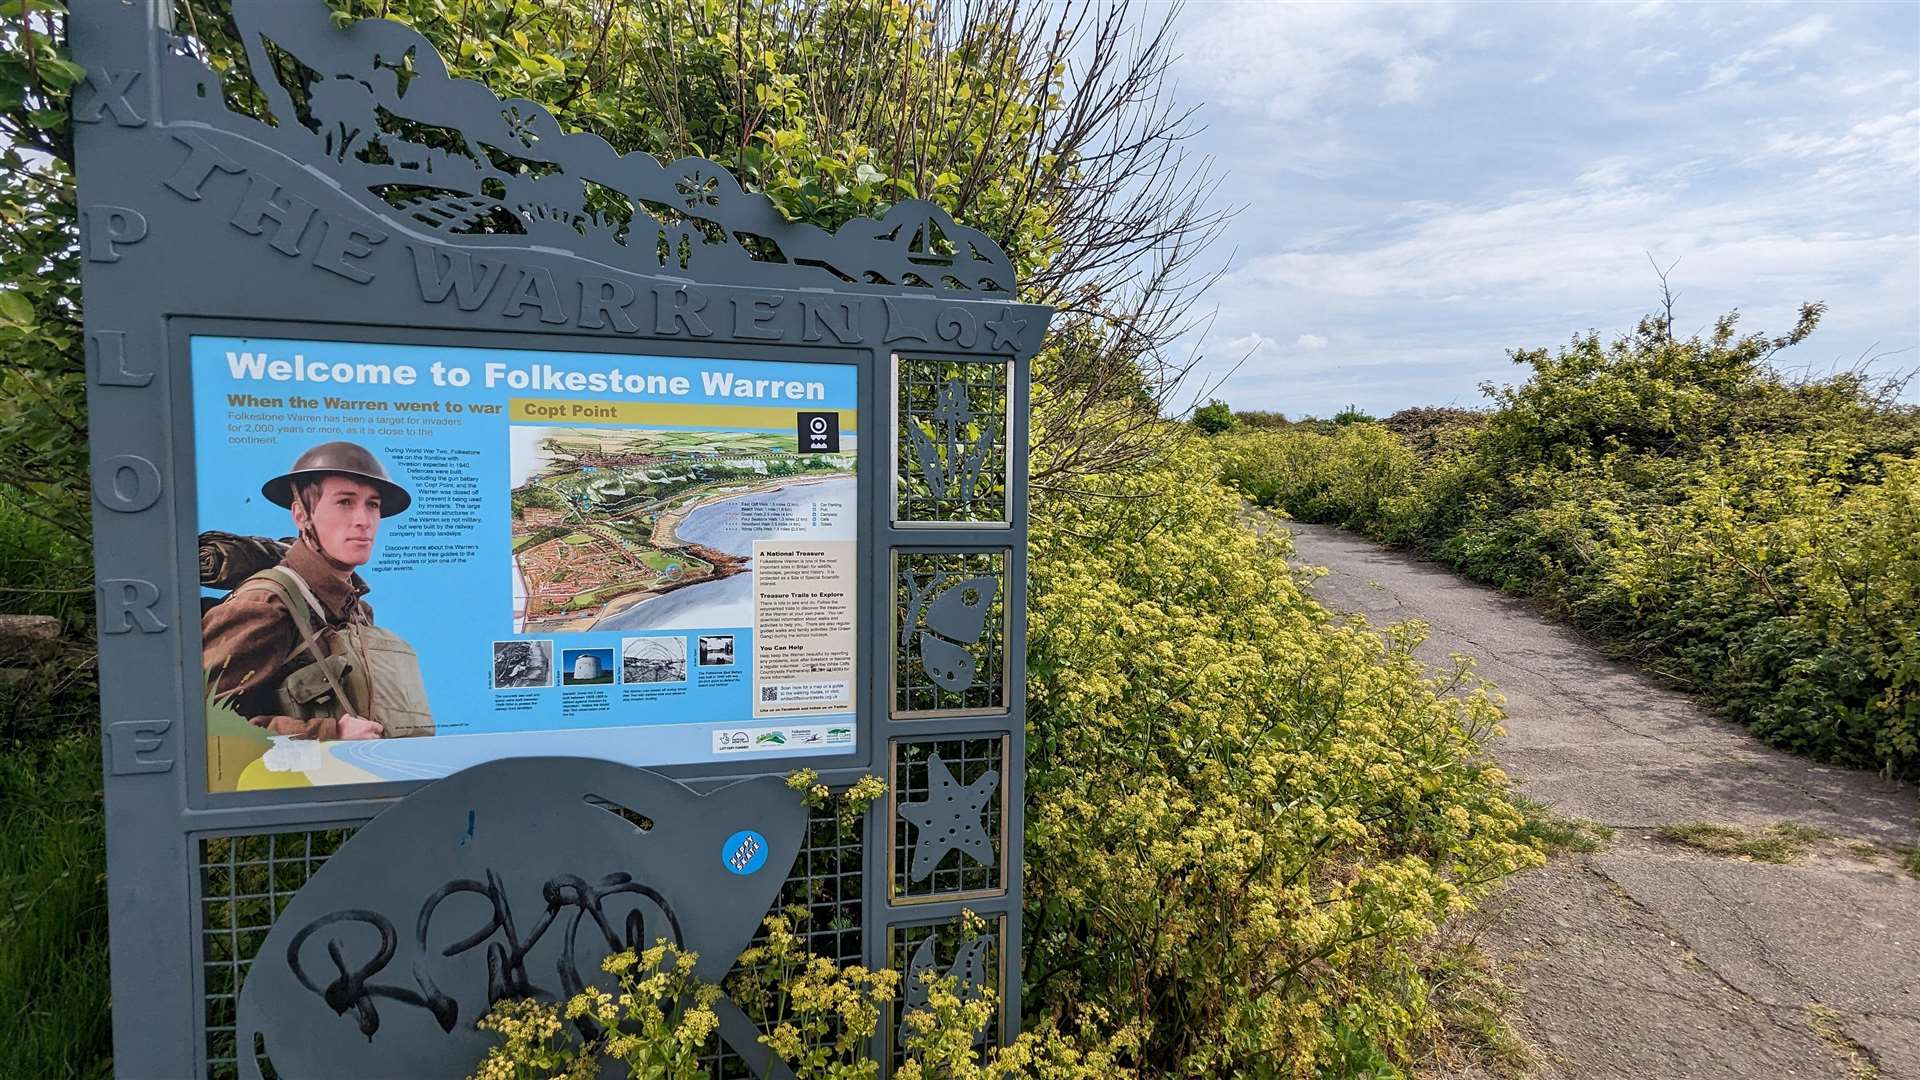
[[0, 736, 110, 1080], [1219, 307, 1920, 778], [472, 913, 1131, 1079], [1191, 399, 1235, 434], [1215, 423, 1420, 536], [1023, 438, 1539, 1075], [1510, 796, 1613, 856], [1233, 409, 1293, 431], [470, 942, 722, 1080], [0, 7, 89, 550]]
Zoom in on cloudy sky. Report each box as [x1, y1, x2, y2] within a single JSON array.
[[1160, 1, 1920, 418]]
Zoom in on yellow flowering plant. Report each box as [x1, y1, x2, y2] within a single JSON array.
[[1023, 433, 1541, 1075], [469, 942, 719, 1080], [787, 770, 890, 832], [728, 910, 900, 1079]]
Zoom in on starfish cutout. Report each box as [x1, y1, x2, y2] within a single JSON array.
[[897, 753, 998, 881], [983, 312, 1026, 350]]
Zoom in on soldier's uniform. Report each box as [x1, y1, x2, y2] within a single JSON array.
[[200, 441, 433, 740], [201, 536, 375, 740]]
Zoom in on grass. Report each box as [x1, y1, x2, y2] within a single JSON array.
[[0, 735, 111, 1079], [1512, 795, 1614, 856], [1839, 841, 1920, 881], [0, 506, 110, 1075], [1413, 940, 1535, 1079], [1807, 1003, 1880, 1080], [1654, 822, 1827, 864]]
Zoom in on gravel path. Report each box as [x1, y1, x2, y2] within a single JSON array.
[[1279, 521, 1920, 1080]]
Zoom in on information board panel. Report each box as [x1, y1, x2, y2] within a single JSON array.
[[194, 335, 860, 790]]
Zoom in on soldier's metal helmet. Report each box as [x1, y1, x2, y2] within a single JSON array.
[[261, 441, 412, 516]]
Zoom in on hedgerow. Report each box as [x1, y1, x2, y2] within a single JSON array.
[[1022, 437, 1539, 1074], [1220, 308, 1920, 779]]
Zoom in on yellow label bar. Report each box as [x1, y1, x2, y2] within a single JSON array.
[[509, 399, 857, 431]]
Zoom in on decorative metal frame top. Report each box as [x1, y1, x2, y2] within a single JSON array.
[[183, 0, 1020, 296]]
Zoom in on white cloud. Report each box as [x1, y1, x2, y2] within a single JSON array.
[[1702, 13, 1833, 89], [1214, 332, 1277, 360], [1382, 54, 1436, 105], [1753, 107, 1920, 171], [1167, 1, 1919, 417], [1173, 2, 1455, 119]]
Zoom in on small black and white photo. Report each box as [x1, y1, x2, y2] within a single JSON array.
[[491, 640, 553, 689], [622, 636, 688, 683], [697, 634, 736, 667]]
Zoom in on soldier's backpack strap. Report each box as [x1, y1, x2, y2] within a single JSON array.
[[237, 567, 355, 715]]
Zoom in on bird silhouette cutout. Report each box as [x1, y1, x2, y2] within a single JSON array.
[[896, 753, 998, 879]]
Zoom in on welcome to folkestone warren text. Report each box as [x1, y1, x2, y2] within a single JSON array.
[[222, 350, 829, 400]]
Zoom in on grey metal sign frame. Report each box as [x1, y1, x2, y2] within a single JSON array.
[[69, 2, 1046, 1075]]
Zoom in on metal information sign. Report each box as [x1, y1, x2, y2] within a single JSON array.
[[70, 2, 1047, 1075]]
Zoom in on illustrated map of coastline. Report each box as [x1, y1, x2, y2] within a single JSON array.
[[510, 425, 856, 632]]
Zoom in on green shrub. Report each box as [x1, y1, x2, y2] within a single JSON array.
[[0, 736, 110, 1080], [1192, 399, 1236, 434], [470, 914, 1133, 1080], [1024, 437, 1538, 1075], [1216, 423, 1419, 535], [1233, 410, 1293, 431], [1219, 307, 1920, 778]]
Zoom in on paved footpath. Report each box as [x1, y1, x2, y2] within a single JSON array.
[[1280, 521, 1920, 1080]]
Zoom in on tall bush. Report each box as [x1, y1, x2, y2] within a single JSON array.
[[1025, 437, 1538, 1074], [1220, 308, 1920, 778]]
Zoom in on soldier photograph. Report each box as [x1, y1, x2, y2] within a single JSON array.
[[201, 441, 435, 740]]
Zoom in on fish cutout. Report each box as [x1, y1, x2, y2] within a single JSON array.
[[236, 757, 805, 1079], [901, 932, 995, 1047]]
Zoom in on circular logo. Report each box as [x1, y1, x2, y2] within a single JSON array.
[[722, 829, 769, 876], [809, 415, 829, 435]]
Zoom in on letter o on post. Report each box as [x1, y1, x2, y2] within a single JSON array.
[[94, 455, 163, 513]]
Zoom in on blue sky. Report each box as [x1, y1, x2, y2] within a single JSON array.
[[1163, 1, 1920, 418]]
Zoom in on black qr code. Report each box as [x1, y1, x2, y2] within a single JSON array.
[[760, 686, 779, 703]]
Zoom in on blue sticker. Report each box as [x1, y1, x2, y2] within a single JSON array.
[[723, 829, 769, 876]]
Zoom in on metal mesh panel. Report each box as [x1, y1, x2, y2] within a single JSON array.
[[201, 828, 357, 1080], [195, 801, 864, 1079], [781, 801, 867, 964], [890, 738, 1006, 902], [895, 358, 1011, 524], [707, 799, 866, 1075], [886, 916, 1005, 1068], [892, 551, 1008, 717]]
